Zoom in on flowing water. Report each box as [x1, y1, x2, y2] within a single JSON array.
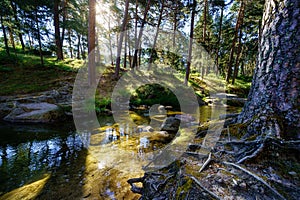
[[0, 105, 241, 199]]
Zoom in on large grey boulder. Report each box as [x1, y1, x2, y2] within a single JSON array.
[[4, 102, 65, 123]]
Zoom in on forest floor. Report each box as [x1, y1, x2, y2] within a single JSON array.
[[0, 48, 251, 107]]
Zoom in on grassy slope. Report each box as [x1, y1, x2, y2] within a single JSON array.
[[0, 47, 83, 96], [0, 47, 252, 104]]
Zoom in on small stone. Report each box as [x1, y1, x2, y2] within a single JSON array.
[[288, 171, 297, 176], [239, 182, 247, 188]]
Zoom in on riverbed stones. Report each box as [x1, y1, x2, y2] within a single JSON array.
[[0, 83, 72, 123], [160, 117, 180, 132], [4, 102, 65, 123]]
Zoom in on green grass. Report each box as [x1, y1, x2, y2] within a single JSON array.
[[0, 46, 84, 96], [189, 73, 252, 98]]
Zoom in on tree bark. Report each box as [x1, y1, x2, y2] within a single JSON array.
[[10, 0, 25, 51], [214, 4, 224, 74], [35, 9, 44, 66], [226, 0, 245, 83], [203, 0, 208, 42], [131, 0, 151, 69], [0, 14, 10, 56], [54, 0, 64, 60], [88, 0, 96, 86], [232, 28, 243, 84], [237, 0, 300, 140], [148, 0, 164, 70], [184, 0, 196, 85], [115, 0, 130, 78]]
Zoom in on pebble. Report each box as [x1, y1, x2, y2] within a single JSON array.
[[239, 182, 247, 188], [288, 171, 297, 176]]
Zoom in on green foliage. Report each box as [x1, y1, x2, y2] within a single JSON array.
[[95, 97, 112, 113], [130, 84, 180, 108]]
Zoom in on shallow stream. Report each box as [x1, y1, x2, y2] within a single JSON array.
[[0, 105, 241, 199]]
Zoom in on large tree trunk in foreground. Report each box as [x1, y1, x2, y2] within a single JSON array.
[[237, 0, 300, 139]]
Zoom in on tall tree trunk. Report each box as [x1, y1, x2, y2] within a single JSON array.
[[214, 4, 224, 74], [184, 0, 196, 85], [131, 0, 151, 69], [173, 4, 178, 48], [0, 14, 10, 56], [226, 0, 245, 83], [232, 28, 243, 84], [77, 33, 81, 59], [35, 9, 44, 66], [7, 26, 15, 52], [237, 0, 300, 139], [148, 0, 164, 70], [108, 18, 114, 66], [124, 27, 128, 69], [10, 0, 25, 51], [203, 0, 208, 42], [54, 0, 64, 60], [61, 0, 68, 50], [134, 0, 138, 68], [88, 0, 96, 86], [95, 27, 101, 64], [115, 0, 130, 78], [128, 30, 132, 67], [68, 29, 73, 58]]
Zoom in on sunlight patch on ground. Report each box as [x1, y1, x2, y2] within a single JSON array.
[[0, 174, 50, 200]]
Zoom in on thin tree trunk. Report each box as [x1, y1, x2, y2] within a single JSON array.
[[77, 33, 81, 59], [88, 0, 96, 86], [10, 0, 25, 51], [61, 0, 68, 51], [124, 27, 128, 69], [0, 15, 10, 56], [203, 0, 208, 42], [115, 0, 130, 78], [35, 9, 44, 66], [214, 5, 224, 74], [131, 0, 151, 69], [68, 29, 73, 58], [226, 0, 245, 83], [54, 0, 64, 60], [128, 30, 132, 67], [95, 28, 101, 64], [173, 4, 178, 48], [232, 28, 243, 84], [185, 0, 196, 85], [108, 17, 114, 66], [148, 0, 164, 70], [7, 26, 15, 52]]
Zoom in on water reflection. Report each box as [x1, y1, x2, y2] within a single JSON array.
[[0, 105, 242, 198], [0, 122, 84, 195]]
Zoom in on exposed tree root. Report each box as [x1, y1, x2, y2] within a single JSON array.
[[199, 152, 212, 172], [189, 175, 221, 200], [237, 141, 265, 164], [223, 161, 286, 200]]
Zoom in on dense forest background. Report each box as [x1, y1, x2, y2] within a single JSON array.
[[0, 0, 265, 84]]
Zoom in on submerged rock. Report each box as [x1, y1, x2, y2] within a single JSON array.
[[4, 102, 65, 123], [160, 117, 180, 132]]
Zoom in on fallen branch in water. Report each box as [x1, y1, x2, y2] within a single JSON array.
[[223, 161, 286, 200]]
